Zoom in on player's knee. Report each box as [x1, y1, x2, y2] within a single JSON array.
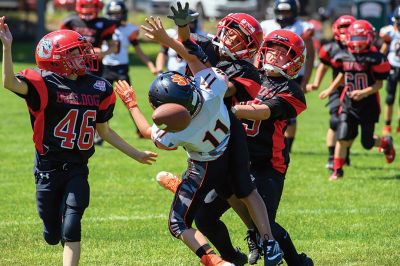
[[62, 206, 84, 242], [386, 94, 395, 105], [168, 214, 188, 239], [361, 138, 374, 150], [43, 231, 61, 245]]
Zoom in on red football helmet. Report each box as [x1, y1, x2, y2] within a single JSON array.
[[256, 29, 305, 79], [76, 0, 104, 20], [35, 30, 98, 76], [213, 13, 263, 60], [332, 15, 356, 43], [346, 20, 375, 53]]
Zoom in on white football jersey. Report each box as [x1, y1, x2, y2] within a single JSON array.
[[102, 23, 139, 66], [260, 19, 314, 76], [387, 28, 400, 67], [165, 28, 187, 74], [151, 67, 231, 162]]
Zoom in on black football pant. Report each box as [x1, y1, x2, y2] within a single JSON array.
[[336, 112, 376, 150], [385, 66, 400, 105], [195, 163, 303, 265], [34, 158, 89, 245]]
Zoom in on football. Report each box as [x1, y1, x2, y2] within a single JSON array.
[[152, 103, 191, 132]]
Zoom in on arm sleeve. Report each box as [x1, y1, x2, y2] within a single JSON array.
[[318, 44, 332, 66], [15, 70, 44, 112], [151, 124, 180, 148], [97, 82, 116, 123], [230, 64, 261, 101], [262, 90, 306, 120], [194, 67, 229, 97]]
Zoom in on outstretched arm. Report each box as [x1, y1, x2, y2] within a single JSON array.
[[114, 80, 152, 139], [167, 2, 197, 42], [96, 121, 157, 165], [319, 72, 344, 99], [306, 63, 329, 92], [141, 16, 205, 75], [0, 16, 28, 95]]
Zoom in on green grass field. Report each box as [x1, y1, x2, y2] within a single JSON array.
[[0, 42, 399, 266]]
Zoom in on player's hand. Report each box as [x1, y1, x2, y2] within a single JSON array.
[[135, 150, 158, 165], [306, 83, 318, 92], [182, 40, 208, 63], [114, 80, 138, 109], [0, 16, 13, 48], [141, 17, 169, 45], [167, 1, 198, 27], [319, 89, 331, 99], [349, 90, 366, 101]]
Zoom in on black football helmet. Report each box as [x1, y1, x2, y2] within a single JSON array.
[[105, 0, 128, 22], [392, 6, 400, 27], [148, 72, 203, 117], [273, 0, 299, 28]]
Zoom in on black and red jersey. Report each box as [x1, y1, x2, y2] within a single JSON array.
[[319, 41, 346, 79], [61, 15, 116, 48], [15, 69, 116, 163], [190, 33, 261, 106], [332, 49, 390, 122], [242, 75, 306, 173]]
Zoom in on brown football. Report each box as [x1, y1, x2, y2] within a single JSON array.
[[152, 103, 191, 132]]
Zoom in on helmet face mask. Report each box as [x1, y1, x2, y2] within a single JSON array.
[[105, 0, 128, 22], [273, 0, 299, 27], [346, 20, 375, 54], [76, 0, 103, 21], [36, 30, 99, 76], [257, 30, 305, 79], [214, 13, 263, 60], [148, 72, 203, 118]]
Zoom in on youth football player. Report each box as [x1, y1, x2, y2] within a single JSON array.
[[0, 18, 157, 266]]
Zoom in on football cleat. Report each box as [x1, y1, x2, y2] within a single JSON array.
[[298, 253, 314, 266], [381, 136, 396, 164], [263, 239, 283, 266], [200, 254, 235, 266], [223, 247, 248, 266], [329, 168, 344, 181], [156, 171, 181, 193], [382, 125, 392, 135], [245, 229, 262, 264]]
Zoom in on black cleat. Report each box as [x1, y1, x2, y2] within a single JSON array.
[[223, 247, 248, 266], [245, 229, 262, 264], [298, 253, 313, 266], [263, 239, 283, 266]]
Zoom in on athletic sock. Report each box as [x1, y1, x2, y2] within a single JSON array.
[[196, 244, 216, 258]]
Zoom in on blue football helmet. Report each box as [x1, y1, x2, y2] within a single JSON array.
[[148, 72, 203, 117], [273, 0, 299, 28]]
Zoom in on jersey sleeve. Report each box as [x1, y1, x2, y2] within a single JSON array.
[[379, 25, 393, 44], [372, 54, 391, 80], [15, 69, 47, 112], [100, 20, 117, 41], [318, 44, 332, 66], [261, 84, 306, 120], [301, 21, 314, 40], [194, 67, 229, 97], [128, 24, 139, 46], [229, 62, 261, 100], [97, 82, 116, 123], [151, 124, 180, 149], [60, 16, 72, 30]]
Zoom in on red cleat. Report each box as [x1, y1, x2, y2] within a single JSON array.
[[155, 171, 181, 193], [381, 136, 396, 164], [200, 254, 234, 266]]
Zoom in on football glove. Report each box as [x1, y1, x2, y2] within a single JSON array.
[[114, 80, 138, 109], [183, 39, 209, 63], [167, 1, 199, 27]]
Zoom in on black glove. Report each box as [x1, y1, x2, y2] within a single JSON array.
[[183, 40, 208, 63], [167, 1, 199, 27]]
